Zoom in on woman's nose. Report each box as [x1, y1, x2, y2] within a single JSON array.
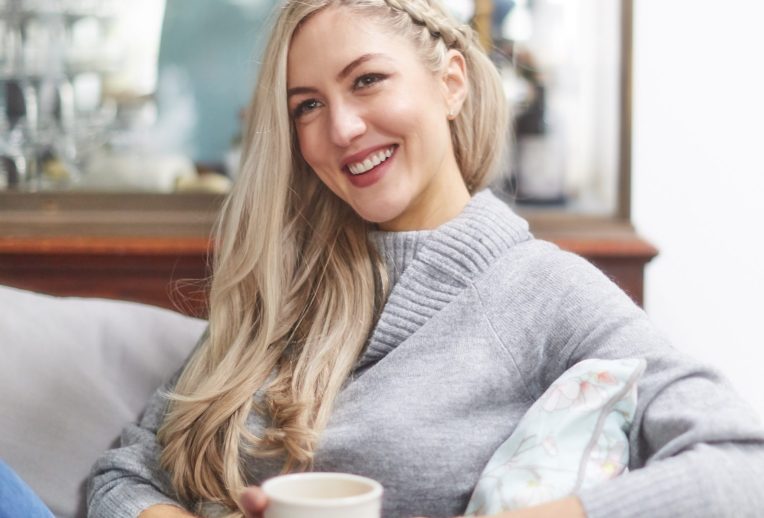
[[329, 103, 366, 147]]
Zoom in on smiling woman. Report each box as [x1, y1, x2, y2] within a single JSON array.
[[84, 2, 764, 518]]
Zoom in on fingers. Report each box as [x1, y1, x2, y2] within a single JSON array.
[[239, 486, 268, 518]]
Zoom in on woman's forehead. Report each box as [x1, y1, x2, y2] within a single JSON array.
[[289, 6, 394, 53], [287, 7, 413, 84]]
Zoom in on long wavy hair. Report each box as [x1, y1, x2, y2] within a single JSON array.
[[157, 0, 508, 515]]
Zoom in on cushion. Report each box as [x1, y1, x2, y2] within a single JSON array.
[[0, 285, 206, 518], [465, 358, 645, 515]]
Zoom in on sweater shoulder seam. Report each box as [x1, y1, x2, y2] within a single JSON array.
[[470, 280, 536, 404]]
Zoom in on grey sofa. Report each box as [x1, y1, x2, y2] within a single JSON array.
[[0, 285, 206, 517]]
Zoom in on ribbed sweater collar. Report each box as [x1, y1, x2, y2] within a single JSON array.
[[357, 189, 532, 369], [369, 230, 432, 288]]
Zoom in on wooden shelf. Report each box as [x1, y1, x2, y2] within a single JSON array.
[[0, 193, 657, 314]]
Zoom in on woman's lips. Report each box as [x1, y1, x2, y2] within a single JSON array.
[[347, 145, 395, 175], [344, 145, 397, 188]]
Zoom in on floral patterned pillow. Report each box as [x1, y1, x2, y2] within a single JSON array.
[[465, 358, 646, 515]]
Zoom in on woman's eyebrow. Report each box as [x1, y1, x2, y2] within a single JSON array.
[[287, 86, 318, 99], [337, 53, 388, 80], [287, 53, 391, 99]]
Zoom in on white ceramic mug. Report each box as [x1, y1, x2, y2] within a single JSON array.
[[261, 472, 383, 518]]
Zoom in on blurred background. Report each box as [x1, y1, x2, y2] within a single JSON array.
[[0, 1, 762, 415], [632, 1, 764, 418]]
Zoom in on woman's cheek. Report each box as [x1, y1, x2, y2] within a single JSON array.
[[297, 126, 324, 169]]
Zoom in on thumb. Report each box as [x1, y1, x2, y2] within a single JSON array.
[[239, 486, 268, 518]]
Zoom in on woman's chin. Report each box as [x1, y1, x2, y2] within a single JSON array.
[[354, 206, 406, 229]]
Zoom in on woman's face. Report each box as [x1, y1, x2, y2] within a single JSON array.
[[287, 6, 469, 231]]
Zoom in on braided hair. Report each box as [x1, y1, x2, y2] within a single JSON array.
[[383, 0, 473, 49]]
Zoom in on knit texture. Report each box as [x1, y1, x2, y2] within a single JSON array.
[[88, 190, 764, 518], [368, 229, 431, 288]]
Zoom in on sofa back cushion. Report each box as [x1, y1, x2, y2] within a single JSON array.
[[0, 285, 206, 518]]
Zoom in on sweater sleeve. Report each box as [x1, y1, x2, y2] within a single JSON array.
[[539, 251, 764, 518], [86, 370, 190, 518]]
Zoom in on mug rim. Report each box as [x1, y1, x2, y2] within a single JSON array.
[[261, 472, 383, 508]]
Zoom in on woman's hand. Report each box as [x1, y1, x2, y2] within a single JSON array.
[[137, 488, 269, 518], [239, 486, 269, 518], [138, 504, 196, 517]]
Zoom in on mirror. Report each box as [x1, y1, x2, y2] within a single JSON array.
[[0, 0, 272, 193], [1, 0, 630, 218], [488, 0, 628, 216]]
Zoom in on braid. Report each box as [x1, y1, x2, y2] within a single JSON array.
[[381, 0, 475, 51]]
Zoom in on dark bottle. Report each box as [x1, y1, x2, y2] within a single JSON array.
[[512, 51, 566, 206]]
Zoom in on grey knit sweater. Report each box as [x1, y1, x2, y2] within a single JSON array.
[[88, 190, 764, 518]]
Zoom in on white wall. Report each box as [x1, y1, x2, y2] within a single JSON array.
[[632, 1, 764, 417]]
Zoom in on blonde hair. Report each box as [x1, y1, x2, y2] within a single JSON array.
[[157, 0, 508, 515]]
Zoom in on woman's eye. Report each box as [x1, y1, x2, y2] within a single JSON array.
[[353, 73, 386, 90], [293, 99, 321, 118]]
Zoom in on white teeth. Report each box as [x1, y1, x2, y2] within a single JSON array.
[[347, 146, 395, 175]]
